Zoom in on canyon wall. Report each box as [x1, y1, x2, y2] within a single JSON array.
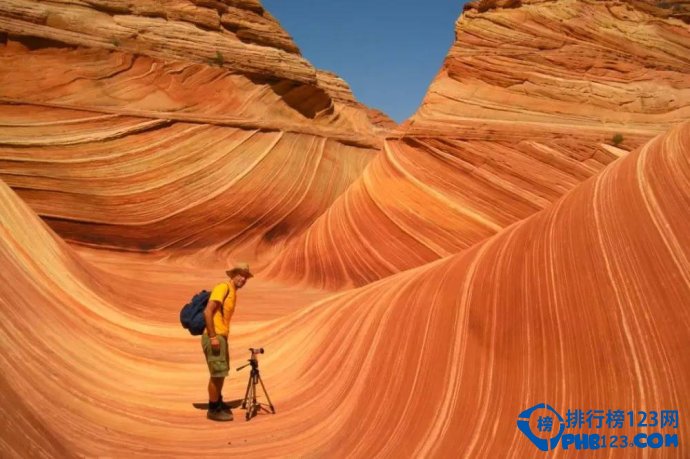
[[2, 121, 688, 457], [0, 0, 389, 262], [268, 0, 690, 288]]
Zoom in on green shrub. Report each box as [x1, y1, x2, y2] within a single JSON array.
[[612, 133, 624, 146], [213, 50, 224, 66]]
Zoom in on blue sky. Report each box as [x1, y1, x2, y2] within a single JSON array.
[[262, 1, 468, 123]]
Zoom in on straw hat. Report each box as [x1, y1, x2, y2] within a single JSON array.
[[225, 262, 254, 279]]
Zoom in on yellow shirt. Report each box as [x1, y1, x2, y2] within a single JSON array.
[[206, 281, 237, 337]]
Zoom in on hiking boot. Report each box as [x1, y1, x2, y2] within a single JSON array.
[[207, 408, 233, 422], [220, 400, 232, 411]]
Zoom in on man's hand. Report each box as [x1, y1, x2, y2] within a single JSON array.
[[210, 336, 221, 354]]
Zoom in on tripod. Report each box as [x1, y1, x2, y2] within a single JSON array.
[[236, 348, 275, 421]]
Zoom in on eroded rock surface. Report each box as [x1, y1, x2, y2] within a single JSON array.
[[268, 0, 690, 288], [0, 0, 383, 261]]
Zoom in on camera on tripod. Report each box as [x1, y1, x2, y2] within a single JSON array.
[[236, 346, 275, 421]]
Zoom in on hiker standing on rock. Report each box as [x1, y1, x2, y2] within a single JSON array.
[[202, 263, 253, 421]]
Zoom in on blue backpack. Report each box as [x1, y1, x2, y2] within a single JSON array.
[[180, 285, 230, 335], [180, 290, 212, 335]]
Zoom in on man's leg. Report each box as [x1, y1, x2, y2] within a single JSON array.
[[202, 335, 232, 421], [208, 376, 224, 402], [217, 341, 230, 409]]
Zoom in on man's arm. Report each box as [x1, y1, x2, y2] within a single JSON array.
[[204, 299, 220, 336], [204, 300, 221, 350]]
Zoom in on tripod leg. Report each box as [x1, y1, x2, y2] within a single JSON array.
[[251, 372, 259, 417], [241, 372, 252, 409], [257, 373, 276, 413], [245, 377, 253, 421]]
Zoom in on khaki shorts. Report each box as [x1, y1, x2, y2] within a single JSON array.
[[201, 334, 229, 378]]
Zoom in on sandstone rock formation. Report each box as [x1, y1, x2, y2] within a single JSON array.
[[1, 121, 688, 457], [1, 0, 689, 457], [268, 0, 690, 288], [0, 0, 384, 261], [0, 0, 309, 81]]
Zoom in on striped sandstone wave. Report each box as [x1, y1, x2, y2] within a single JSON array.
[[0, 0, 387, 263], [267, 0, 690, 289], [1, 120, 688, 457]]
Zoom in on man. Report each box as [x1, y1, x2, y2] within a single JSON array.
[[202, 262, 253, 421]]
